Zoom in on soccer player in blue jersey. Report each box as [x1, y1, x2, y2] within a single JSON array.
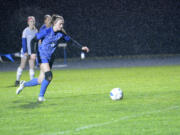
[[15, 16, 38, 86], [39, 15, 52, 33], [16, 14, 89, 102]]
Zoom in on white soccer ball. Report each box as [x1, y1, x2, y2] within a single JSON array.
[[110, 88, 123, 100]]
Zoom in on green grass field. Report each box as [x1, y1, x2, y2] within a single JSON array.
[[0, 65, 180, 135]]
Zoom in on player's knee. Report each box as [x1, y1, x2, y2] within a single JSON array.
[[20, 65, 25, 69], [30, 54, 36, 60], [45, 71, 53, 82]]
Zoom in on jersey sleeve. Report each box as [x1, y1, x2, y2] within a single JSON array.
[[39, 24, 46, 32], [36, 27, 51, 40], [22, 29, 27, 53], [35, 28, 38, 33], [62, 33, 82, 49], [64, 35, 70, 41], [22, 28, 27, 38]]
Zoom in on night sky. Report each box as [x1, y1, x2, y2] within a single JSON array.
[[0, 0, 179, 57]]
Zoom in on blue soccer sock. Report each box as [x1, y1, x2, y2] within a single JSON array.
[[24, 78, 39, 87], [39, 79, 50, 97]]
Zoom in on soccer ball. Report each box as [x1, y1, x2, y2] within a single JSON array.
[[110, 88, 123, 100]]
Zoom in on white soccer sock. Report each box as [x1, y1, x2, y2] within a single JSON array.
[[16, 67, 23, 81], [29, 69, 35, 80]]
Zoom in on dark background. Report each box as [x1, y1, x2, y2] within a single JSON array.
[[0, 0, 179, 58]]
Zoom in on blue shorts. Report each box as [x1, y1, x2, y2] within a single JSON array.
[[37, 50, 55, 69], [41, 58, 49, 63]]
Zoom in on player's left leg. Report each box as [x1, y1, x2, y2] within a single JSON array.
[[16, 54, 39, 95], [21, 66, 45, 90], [16, 80, 26, 95], [16, 77, 40, 95], [38, 63, 52, 102], [29, 53, 36, 80], [15, 54, 27, 86]]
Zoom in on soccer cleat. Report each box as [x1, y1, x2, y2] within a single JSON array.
[[15, 80, 20, 87], [38, 96, 46, 102], [16, 81, 25, 95]]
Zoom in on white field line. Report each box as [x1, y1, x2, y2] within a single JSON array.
[[53, 64, 67, 68], [42, 105, 179, 135]]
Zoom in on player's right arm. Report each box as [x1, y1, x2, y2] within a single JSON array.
[[60, 30, 89, 52], [22, 28, 28, 55], [30, 27, 51, 49], [36, 27, 51, 40]]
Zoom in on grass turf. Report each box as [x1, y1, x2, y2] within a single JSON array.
[[0, 65, 180, 135]]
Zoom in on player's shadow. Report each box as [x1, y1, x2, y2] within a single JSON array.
[[12, 100, 57, 109], [13, 101, 43, 109], [0, 84, 16, 88]]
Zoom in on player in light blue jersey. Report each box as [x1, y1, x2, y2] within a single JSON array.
[[15, 16, 38, 86], [16, 14, 89, 102]]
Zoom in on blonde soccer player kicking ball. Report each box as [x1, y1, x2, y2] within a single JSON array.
[[16, 14, 89, 102]]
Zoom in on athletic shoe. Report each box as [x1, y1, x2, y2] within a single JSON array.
[[15, 80, 20, 87], [16, 81, 25, 95], [38, 96, 46, 102]]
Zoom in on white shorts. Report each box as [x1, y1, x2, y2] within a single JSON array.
[[20, 48, 30, 58]]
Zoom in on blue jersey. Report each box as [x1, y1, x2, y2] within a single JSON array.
[[39, 24, 47, 32], [36, 27, 69, 61], [39, 24, 48, 42]]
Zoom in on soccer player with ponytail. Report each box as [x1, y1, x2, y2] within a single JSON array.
[[16, 14, 89, 102]]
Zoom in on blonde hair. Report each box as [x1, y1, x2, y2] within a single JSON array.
[[44, 14, 51, 20], [51, 14, 64, 25]]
